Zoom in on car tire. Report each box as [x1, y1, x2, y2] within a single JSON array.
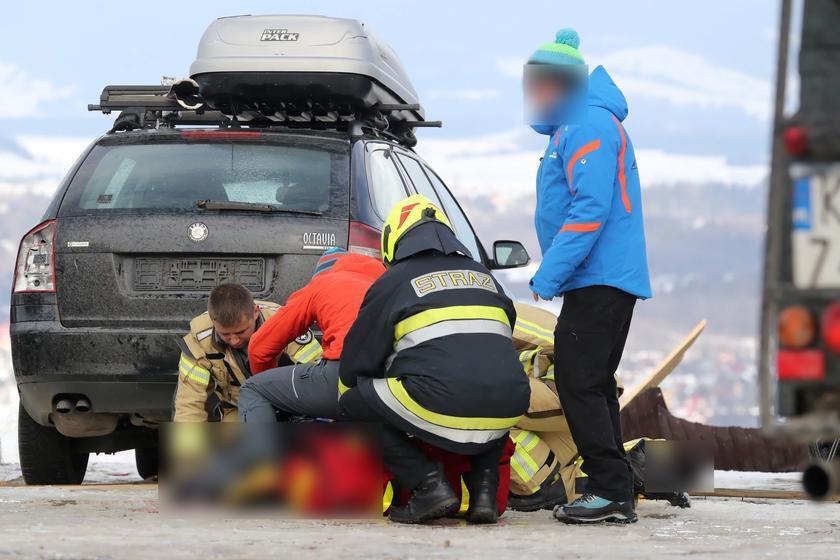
[[135, 445, 159, 480], [18, 403, 89, 485]]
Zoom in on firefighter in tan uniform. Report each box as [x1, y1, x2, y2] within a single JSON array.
[[174, 283, 322, 422], [507, 302, 622, 510], [508, 303, 690, 511]]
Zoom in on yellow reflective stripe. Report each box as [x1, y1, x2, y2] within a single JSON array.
[[544, 364, 555, 381], [511, 430, 541, 484], [386, 377, 520, 430], [513, 430, 539, 452], [511, 448, 540, 482], [510, 457, 531, 484], [394, 305, 510, 340], [575, 455, 587, 477], [382, 481, 394, 513], [518, 348, 543, 376], [458, 477, 469, 514], [514, 317, 554, 345], [178, 354, 211, 386], [292, 340, 323, 364], [518, 348, 540, 370], [338, 376, 350, 397]]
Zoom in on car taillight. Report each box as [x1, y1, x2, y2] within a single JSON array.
[[783, 126, 809, 157], [13, 220, 56, 293], [821, 302, 840, 355], [348, 221, 381, 259], [778, 305, 816, 348]]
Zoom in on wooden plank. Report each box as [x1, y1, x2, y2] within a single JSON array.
[[620, 319, 707, 410], [691, 487, 839, 500]]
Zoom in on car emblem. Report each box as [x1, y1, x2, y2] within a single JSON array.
[[187, 222, 209, 242]]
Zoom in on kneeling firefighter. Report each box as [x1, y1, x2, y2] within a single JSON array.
[[339, 195, 531, 524], [174, 283, 322, 422]]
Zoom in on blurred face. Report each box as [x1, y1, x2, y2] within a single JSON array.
[[524, 78, 568, 112], [213, 306, 260, 349]]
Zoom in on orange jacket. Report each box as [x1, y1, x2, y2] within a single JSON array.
[[249, 254, 385, 373]]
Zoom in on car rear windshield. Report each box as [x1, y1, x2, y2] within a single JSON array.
[[58, 136, 349, 217]]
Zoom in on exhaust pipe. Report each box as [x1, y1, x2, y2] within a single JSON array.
[[54, 398, 76, 414], [74, 398, 91, 413], [802, 461, 840, 501]]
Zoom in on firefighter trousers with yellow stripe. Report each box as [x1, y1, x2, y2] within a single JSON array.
[[509, 423, 584, 502], [340, 385, 508, 491]]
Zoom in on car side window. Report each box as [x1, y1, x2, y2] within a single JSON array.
[[367, 147, 409, 220], [396, 154, 444, 206], [423, 164, 484, 263]]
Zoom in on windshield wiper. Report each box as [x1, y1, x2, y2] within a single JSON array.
[[195, 200, 322, 216]]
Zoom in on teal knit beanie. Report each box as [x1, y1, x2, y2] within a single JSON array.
[[528, 28, 585, 66]]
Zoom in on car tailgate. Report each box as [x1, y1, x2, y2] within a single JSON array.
[[54, 213, 347, 329]]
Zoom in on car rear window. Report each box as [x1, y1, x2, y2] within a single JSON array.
[[59, 137, 349, 217]]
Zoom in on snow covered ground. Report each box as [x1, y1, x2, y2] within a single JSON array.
[[2, 388, 837, 559], [0, 470, 836, 559]]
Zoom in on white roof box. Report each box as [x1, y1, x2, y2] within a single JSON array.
[[190, 15, 424, 121]]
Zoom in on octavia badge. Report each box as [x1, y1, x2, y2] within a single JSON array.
[[187, 222, 209, 242]]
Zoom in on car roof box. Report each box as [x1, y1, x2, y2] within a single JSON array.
[[190, 15, 424, 122]]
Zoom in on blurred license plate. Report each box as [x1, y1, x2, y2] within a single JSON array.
[[792, 167, 840, 288], [134, 257, 265, 292]]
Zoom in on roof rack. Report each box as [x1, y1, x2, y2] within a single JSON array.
[[88, 84, 441, 147]]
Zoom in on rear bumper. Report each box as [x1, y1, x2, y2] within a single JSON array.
[[12, 318, 181, 425], [18, 375, 176, 426]]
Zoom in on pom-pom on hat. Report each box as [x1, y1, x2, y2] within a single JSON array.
[[528, 28, 585, 66]]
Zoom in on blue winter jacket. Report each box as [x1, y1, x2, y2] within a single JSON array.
[[529, 65, 652, 300]]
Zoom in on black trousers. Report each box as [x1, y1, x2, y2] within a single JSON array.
[[339, 386, 506, 491], [553, 285, 636, 502]]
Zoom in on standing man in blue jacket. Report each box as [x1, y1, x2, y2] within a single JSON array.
[[524, 28, 652, 524]]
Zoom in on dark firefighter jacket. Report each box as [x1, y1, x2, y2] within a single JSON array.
[[339, 222, 531, 446]]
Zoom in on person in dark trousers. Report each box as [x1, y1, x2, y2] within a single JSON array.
[[238, 247, 384, 422], [524, 28, 652, 524], [339, 195, 530, 525]]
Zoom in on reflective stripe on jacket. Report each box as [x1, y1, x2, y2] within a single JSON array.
[[173, 301, 322, 422], [339, 253, 531, 445]]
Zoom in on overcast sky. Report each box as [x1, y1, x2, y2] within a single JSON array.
[[0, 0, 793, 200]]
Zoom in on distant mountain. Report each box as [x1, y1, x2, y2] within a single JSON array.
[[465, 181, 766, 342]]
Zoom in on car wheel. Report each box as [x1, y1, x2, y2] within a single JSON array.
[[18, 403, 89, 485], [135, 445, 159, 480]]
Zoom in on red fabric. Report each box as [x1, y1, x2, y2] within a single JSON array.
[[249, 254, 385, 373], [386, 437, 514, 516]]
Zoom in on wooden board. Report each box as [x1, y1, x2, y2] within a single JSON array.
[[691, 487, 839, 501], [620, 319, 707, 410]]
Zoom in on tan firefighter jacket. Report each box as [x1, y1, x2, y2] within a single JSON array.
[[509, 302, 624, 499], [173, 301, 323, 422]]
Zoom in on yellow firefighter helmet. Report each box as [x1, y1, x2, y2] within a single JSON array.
[[380, 194, 454, 267]]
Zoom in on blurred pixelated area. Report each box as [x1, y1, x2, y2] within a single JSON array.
[[160, 422, 383, 518]]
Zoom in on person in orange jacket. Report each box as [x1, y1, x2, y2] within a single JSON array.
[[239, 248, 385, 422]]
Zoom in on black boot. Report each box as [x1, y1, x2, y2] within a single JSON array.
[[507, 477, 568, 512], [465, 467, 499, 524], [389, 464, 459, 524]]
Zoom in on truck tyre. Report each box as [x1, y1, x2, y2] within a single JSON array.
[[18, 403, 89, 485], [135, 445, 159, 480]]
